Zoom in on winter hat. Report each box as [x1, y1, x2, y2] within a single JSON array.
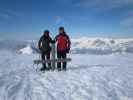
[[44, 30, 49, 34], [59, 27, 64, 31]]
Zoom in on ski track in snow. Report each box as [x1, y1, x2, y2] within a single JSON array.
[[0, 51, 133, 100]]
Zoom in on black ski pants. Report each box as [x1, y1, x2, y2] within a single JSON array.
[[41, 52, 51, 69], [57, 51, 67, 70]]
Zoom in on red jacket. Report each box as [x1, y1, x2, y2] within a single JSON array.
[[55, 33, 71, 52]]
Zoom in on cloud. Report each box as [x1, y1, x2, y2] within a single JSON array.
[[120, 11, 133, 32], [75, 0, 133, 11], [54, 16, 65, 25], [120, 16, 133, 29], [54, 0, 70, 4], [0, 9, 19, 19], [73, 0, 133, 33], [0, 12, 10, 19]]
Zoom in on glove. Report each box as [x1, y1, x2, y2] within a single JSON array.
[[66, 48, 70, 53]]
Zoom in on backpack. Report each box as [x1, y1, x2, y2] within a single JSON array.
[[57, 35, 68, 51], [40, 38, 51, 52]]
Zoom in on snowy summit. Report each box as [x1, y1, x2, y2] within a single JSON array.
[[0, 37, 133, 100]]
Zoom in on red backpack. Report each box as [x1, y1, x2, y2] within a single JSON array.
[[57, 35, 68, 51]]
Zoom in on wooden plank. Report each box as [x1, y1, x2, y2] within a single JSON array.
[[33, 58, 72, 65]]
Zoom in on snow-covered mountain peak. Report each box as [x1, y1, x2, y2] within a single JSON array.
[[18, 45, 34, 55]]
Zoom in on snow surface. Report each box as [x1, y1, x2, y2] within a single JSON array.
[[0, 38, 133, 100]]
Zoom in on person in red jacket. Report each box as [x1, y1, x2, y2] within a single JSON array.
[[55, 27, 71, 71]]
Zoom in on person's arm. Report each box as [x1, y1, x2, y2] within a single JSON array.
[[66, 35, 71, 49], [54, 35, 59, 42], [38, 36, 43, 49], [65, 34, 71, 53]]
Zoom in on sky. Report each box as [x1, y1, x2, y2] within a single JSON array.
[[0, 0, 133, 39]]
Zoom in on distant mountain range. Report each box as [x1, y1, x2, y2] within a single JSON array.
[[71, 37, 133, 54], [1, 37, 133, 55]]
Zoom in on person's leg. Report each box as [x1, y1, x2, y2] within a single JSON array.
[[46, 52, 51, 69], [57, 51, 62, 71], [62, 52, 67, 71], [41, 53, 46, 71]]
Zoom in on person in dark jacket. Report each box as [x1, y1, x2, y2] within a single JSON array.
[[38, 30, 53, 71], [55, 27, 71, 71]]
